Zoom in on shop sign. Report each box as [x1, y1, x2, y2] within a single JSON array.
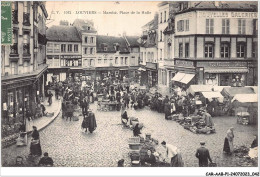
[[175, 60, 194, 67], [60, 55, 81, 59], [198, 11, 258, 19], [248, 61, 257, 68], [197, 61, 247, 68]]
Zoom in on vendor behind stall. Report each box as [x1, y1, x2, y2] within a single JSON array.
[[133, 123, 143, 137], [142, 149, 157, 167]]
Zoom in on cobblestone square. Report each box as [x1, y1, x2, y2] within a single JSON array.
[[2, 102, 257, 167]]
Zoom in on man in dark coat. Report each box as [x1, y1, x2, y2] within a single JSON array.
[[142, 149, 157, 167], [38, 152, 54, 167], [195, 141, 212, 167], [164, 101, 171, 120], [86, 110, 97, 133], [81, 97, 89, 116]]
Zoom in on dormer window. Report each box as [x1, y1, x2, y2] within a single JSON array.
[[114, 43, 119, 51], [101, 43, 108, 51]]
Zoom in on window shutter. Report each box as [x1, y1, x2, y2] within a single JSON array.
[[206, 19, 209, 34], [222, 19, 225, 34], [238, 19, 241, 34], [210, 19, 214, 34]]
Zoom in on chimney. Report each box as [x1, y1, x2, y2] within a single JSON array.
[[123, 31, 126, 37], [214, 1, 221, 7]]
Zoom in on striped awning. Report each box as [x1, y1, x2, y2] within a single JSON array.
[[204, 68, 248, 73]]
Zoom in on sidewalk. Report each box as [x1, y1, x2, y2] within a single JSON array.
[[1, 91, 62, 166], [26, 91, 62, 133], [1, 91, 61, 149]]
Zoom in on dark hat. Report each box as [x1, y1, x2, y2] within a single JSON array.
[[200, 141, 205, 145], [161, 141, 166, 145]]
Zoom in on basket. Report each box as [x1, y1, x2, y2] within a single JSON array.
[[128, 137, 140, 144]]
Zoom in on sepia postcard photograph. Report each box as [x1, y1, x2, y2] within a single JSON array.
[[0, 0, 259, 176]]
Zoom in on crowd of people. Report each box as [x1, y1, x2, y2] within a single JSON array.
[[12, 78, 257, 167]]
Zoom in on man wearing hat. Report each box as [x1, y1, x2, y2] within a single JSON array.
[[195, 141, 212, 167]]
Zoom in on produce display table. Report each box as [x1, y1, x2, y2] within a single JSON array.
[[97, 101, 120, 111]]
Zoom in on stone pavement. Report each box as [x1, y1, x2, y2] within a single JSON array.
[[1, 102, 257, 167], [26, 93, 61, 133]]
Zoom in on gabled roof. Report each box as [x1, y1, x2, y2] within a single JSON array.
[[176, 1, 258, 14], [193, 1, 257, 10], [125, 36, 140, 47], [46, 25, 81, 42], [73, 19, 97, 33], [96, 35, 129, 53], [143, 14, 158, 31]]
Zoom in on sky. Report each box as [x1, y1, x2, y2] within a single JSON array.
[[45, 1, 159, 36]]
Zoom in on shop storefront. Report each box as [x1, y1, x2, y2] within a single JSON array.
[[173, 59, 253, 87], [2, 65, 47, 139], [197, 61, 249, 86], [145, 62, 158, 88], [172, 59, 196, 89], [60, 55, 82, 67]]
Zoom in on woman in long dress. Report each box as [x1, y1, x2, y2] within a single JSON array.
[[223, 127, 234, 154], [30, 126, 42, 156]]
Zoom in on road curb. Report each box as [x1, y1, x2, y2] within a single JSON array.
[[27, 100, 62, 134], [1, 100, 62, 148]]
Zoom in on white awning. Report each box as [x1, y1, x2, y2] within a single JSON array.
[[179, 73, 195, 84], [171, 72, 185, 82], [232, 94, 258, 103], [201, 91, 223, 99]]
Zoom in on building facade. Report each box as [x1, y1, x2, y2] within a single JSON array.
[[1, 2, 48, 140], [46, 25, 82, 83], [46, 19, 141, 86], [157, 2, 179, 94], [173, 1, 258, 88], [73, 19, 97, 81], [140, 13, 159, 88]]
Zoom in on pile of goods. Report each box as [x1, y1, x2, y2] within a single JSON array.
[[168, 114, 216, 134], [128, 133, 169, 167], [234, 146, 258, 167]]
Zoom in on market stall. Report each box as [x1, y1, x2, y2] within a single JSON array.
[[221, 87, 256, 116], [200, 91, 224, 116], [187, 85, 213, 96], [97, 94, 120, 111], [231, 94, 258, 125]]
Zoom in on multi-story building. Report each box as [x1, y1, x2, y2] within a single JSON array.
[[173, 1, 258, 87], [73, 19, 97, 80], [140, 13, 159, 88], [1, 2, 48, 140], [94, 34, 140, 83], [46, 25, 82, 82], [157, 2, 177, 94], [46, 19, 140, 85]]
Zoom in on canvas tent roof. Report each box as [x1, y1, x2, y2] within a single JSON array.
[[231, 94, 258, 103], [201, 91, 223, 99], [246, 86, 258, 94], [187, 85, 213, 95], [221, 87, 255, 98]]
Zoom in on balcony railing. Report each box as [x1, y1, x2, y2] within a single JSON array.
[[23, 13, 31, 26], [23, 43, 30, 56], [12, 10, 18, 24], [10, 43, 18, 55]]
